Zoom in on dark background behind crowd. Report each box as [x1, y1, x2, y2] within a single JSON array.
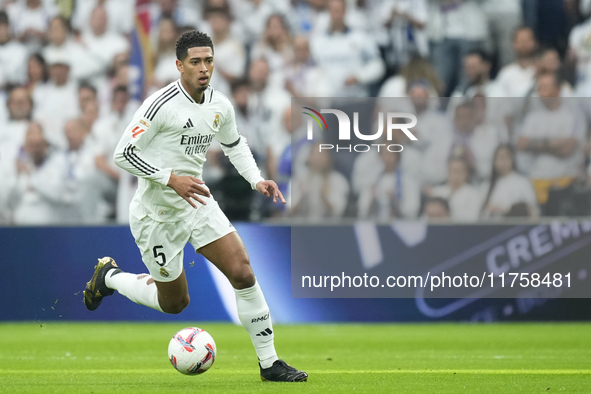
[[2, 0, 591, 225]]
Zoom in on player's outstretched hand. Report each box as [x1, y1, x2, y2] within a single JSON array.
[[167, 173, 211, 208], [256, 180, 286, 204]]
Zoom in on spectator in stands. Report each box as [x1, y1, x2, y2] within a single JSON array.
[[516, 72, 586, 209], [481, 144, 538, 218], [291, 142, 350, 220], [422, 196, 451, 220], [310, 0, 385, 97], [6, 0, 57, 52], [514, 48, 576, 129], [569, 14, 591, 96], [251, 14, 294, 87], [496, 26, 537, 97], [98, 53, 135, 109], [24, 53, 48, 98], [152, 17, 180, 89], [448, 102, 478, 176], [78, 82, 98, 113], [200, 79, 250, 189], [0, 141, 16, 223], [378, 55, 442, 98], [481, 0, 522, 68], [379, 0, 429, 72], [273, 106, 306, 216], [90, 85, 137, 223], [61, 118, 98, 223], [81, 6, 130, 74], [80, 99, 100, 134], [0, 10, 28, 89], [33, 50, 78, 150], [350, 105, 426, 200], [150, 0, 200, 37], [206, 7, 246, 96], [247, 57, 291, 178], [469, 96, 508, 182], [71, 0, 134, 36], [276, 106, 307, 198], [537, 47, 562, 76], [309, 0, 369, 36], [357, 149, 421, 220], [430, 156, 482, 221], [202, 0, 233, 12], [1, 87, 33, 150], [290, 0, 327, 36], [9, 122, 70, 225], [406, 82, 454, 187], [44, 16, 103, 84], [507, 47, 575, 137], [284, 35, 331, 97], [453, 50, 505, 98], [230, 78, 254, 153], [427, 0, 488, 96], [233, 0, 289, 47], [92, 85, 134, 188], [530, 47, 574, 97], [0, 87, 31, 217], [448, 51, 508, 137]]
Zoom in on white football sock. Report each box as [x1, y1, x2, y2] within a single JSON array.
[[234, 280, 278, 369], [106, 270, 163, 312]]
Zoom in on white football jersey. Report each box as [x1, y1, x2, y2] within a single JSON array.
[[114, 80, 264, 222]]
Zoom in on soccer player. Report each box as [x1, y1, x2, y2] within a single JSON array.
[[83, 30, 308, 382]]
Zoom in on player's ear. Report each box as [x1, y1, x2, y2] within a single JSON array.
[[176, 59, 183, 73]]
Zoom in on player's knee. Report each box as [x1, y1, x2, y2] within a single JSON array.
[[229, 257, 255, 289], [162, 294, 190, 314]]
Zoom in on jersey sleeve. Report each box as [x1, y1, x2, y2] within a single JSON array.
[[216, 102, 265, 189], [113, 100, 173, 186]]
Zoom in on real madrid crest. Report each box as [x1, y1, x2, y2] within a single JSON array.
[[160, 268, 170, 278], [213, 114, 220, 130]]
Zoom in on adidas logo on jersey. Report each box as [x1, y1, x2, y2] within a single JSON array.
[[183, 118, 194, 129], [256, 328, 273, 337]]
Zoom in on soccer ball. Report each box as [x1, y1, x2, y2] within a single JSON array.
[[168, 327, 217, 375]]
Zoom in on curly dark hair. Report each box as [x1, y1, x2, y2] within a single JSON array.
[[175, 30, 214, 61]]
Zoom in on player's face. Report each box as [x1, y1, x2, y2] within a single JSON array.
[[177, 46, 214, 94]]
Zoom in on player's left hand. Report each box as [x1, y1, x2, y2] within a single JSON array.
[[256, 180, 286, 204]]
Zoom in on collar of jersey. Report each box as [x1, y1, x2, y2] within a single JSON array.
[[176, 80, 212, 105]]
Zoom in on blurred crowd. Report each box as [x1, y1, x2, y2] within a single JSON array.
[[1, 0, 591, 225]]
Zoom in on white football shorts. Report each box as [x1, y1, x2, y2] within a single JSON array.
[[129, 196, 236, 282]]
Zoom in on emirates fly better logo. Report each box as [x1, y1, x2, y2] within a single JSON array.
[[302, 107, 418, 152]]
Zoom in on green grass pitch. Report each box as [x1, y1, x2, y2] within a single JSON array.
[[0, 322, 590, 393]]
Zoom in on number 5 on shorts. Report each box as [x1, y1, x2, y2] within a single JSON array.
[[153, 245, 167, 266]]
